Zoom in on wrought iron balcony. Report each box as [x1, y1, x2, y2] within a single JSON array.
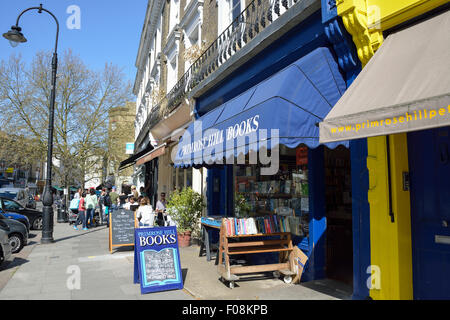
[[165, 0, 300, 113]]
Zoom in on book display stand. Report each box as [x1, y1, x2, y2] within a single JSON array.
[[217, 219, 296, 289]]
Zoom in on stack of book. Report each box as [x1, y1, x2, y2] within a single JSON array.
[[223, 215, 302, 236]]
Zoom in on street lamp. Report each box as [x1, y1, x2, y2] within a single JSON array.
[[3, 4, 59, 244]]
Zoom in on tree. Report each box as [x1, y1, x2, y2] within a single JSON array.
[[0, 50, 133, 189]]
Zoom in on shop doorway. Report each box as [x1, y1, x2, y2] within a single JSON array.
[[208, 166, 233, 216], [408, 127, 450, 299], [324, 146, 353, 286]]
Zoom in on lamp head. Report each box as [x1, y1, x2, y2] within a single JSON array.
[[3, 26, 27, 47]]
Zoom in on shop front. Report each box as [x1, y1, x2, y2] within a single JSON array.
[[175, 47, 355, 284], [320, 5, 450, 299]]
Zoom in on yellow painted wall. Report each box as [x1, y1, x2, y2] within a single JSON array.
[[367, 135, 412, 300], [367, 0, 449, 31]]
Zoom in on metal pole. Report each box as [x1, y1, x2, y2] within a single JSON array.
[[41, 51, 58, 243]]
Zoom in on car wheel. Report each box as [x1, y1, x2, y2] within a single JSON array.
[[9, 233, 24, 254], [32, 216, 43, 230]]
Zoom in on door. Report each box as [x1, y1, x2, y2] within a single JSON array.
[[408, 126, 450, 299], [207, 166, 233, 216]]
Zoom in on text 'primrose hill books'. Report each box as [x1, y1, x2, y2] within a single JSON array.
[[223, 215, 302, 236]]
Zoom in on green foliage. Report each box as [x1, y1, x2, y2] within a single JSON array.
[[166, 187, 205, 233], [234, 192, 251, 217]]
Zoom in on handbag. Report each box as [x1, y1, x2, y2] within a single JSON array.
[[69, 198, 80, 210]]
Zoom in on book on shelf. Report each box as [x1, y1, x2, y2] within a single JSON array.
[[223, 215, 304, 236]]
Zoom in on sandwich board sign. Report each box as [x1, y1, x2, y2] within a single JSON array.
[[109, 209, 137, 253], [133, 226, 183, 294]]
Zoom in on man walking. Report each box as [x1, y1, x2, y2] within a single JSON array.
[[109, 186, 119, 211]]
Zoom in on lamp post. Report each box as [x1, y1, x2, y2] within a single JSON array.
[[3, 4, 59, 244]]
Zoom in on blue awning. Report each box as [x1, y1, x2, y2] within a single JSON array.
[[175, 47, 348, 168]]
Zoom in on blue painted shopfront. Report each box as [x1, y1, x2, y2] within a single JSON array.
[[185, 2, 366, 292]]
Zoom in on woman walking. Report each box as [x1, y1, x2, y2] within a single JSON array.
[[74, 192, 88, 231], [85, 188, 98, 228]]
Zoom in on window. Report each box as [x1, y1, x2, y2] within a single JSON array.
[[178, 167, 185, 190], [230, 0, 242, 23], [218, 0, 243, 35], [186, 167, 193, 188], [169, 0, 180, 34], [172, 167, 193, 191], [3, 199, 22, 210], [167, 55, 178, 93]]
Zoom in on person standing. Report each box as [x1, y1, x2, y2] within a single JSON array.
[[109, 186, 119, 211], [103, 188, 113, 227], [98, 188, 106, 225], [74, 192, 87, 231], [155, 192, 167, 227], [136, 197, 155, 228], [131, 185, 139, 199], [85, 188, 98, 228], [73, 188, 82, 199], [139, 186, 147, 198]]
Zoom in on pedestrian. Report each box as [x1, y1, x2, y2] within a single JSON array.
[[139, 186, 147, 198], [98, 188, 106, 224], [118, 193, 127, 208], [155, 192, 167, 227], [85, 188, 98, 228], [136, 197, 155, 228], [74, 192, 87, 231], [109, 186, 119, 211], [131, 185, 139, 199], [73, 188, 82, 199], [103, 188, 113, 227]]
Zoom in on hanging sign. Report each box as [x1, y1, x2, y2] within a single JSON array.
[[133, 226, 183, 294], [296, 146, 308, 165], [125, 143, 134, 155]]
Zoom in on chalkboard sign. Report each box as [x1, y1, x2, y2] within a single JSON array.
[[133, 226, 183, 294], [109, 209, 137, 253]]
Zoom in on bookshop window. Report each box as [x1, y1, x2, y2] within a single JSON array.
[[171, 166, 177, 191], [172, 167, 193, 191], [233, 145, 310, 238], [177, 167, 185, 190], [185, 167, 193, 188]]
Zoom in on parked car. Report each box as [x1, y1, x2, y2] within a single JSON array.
[[0, 187, 36, 209], [0, 223, 13, 267], [0, 208, 30, 231], [0, 197, 43, 230], [0, 212, 28, 254]]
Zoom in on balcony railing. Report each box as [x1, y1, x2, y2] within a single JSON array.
[[165, 0, 300, 113]]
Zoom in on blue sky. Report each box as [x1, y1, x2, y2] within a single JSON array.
[[0, 0, 148, 90]]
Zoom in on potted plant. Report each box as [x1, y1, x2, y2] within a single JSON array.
[[166, 187, 205, 247]]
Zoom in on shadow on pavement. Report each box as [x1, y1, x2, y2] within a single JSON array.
[[53, 226, 108, 243], [299, 279, 353, 300], [182, 268, 188, 283], [0, 257, 29, 271]]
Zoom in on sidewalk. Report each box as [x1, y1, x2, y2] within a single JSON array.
[[0, 217, 352, 300]]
